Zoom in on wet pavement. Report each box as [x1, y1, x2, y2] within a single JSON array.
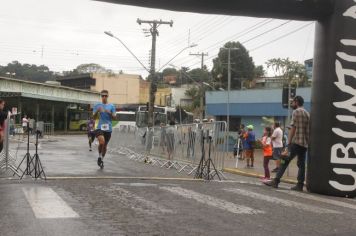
[[0, 135, 355, 236]]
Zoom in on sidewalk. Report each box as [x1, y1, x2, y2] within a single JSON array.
[[223, 149, 299, 184]]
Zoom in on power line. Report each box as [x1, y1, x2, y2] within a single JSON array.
[[249, 22, 314, 52]]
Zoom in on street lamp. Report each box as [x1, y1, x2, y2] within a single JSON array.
[[158, 44, 198, 72], [104, 31, 150, 73]]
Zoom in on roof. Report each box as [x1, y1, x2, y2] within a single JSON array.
[[96, 0, 334, 21]]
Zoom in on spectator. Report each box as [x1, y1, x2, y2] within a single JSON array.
[[237, 124, 246, 160], [0, 99, 8, 152], [9, 117, 15, 136], [271, 121, 284, 173], [22, 115, 28, 133], [261, 126, 273, 181], [244, 125, 256, 168], [166, 120, 176, 163], [29, 117, 35, 135], [265, 96, 310, 191], [159, 123, 166, 153], [187, 126, 196, 158]]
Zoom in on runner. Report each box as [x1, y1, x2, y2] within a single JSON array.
[[87, 116, 95, 151], [93, 90, 116, 168]]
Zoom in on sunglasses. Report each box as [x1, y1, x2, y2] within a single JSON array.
[[101, 95, 108, 97]]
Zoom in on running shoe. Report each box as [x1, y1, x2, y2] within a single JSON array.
[[97, 157, 102, 166]]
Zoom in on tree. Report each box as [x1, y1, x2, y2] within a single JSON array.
[[212, 41, 256, 89], [0, 61, 55, 82], [184, 86, 201, 112], [187, 68, 211, 83], [162, 67, 179, 77], [254, 65, 265, 78], [266, 58, 308, 87]]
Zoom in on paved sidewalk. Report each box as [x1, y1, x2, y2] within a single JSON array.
[[223, 149, 300, 183]]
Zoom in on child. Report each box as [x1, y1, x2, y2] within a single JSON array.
[[261, 127, 273, 181]]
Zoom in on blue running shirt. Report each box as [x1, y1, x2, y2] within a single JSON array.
[[93, 103, 116, 132]]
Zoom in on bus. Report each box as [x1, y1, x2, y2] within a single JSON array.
[[136, 105, 193, 128], [115, 111, 136, 130], [68, 110, 90, 131]]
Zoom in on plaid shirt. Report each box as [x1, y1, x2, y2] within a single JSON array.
[[290, 107, 310, 148]]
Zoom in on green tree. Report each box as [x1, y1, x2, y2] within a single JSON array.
[[266, 58, 308, 86], [254, 65, 265, 78], [0, 61, 55, 82], [184, 86, 201, 112], [187, 68, 211, 83], [212, 41, 256, 89]]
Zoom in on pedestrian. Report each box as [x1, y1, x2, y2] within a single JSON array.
[[29, 117, 35, 135], [261, 126, 273, 181], [187, 126, 196, 158], [9, 117, 15, 136], [271, 121, 284, 173], [87, 116, 95, 151], [265, 96, 310, 191], [93, 90, 116, 168], [244, 125, 256, 168], [22, 115, 28, 134], [159, 123, 166, 153], [0, 99, 8, 152], [166, 120, 176, 164], [237, 124, 246, 160]]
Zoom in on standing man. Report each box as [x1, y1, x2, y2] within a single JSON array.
[[87, 116, 95, 152], [271, 121, 283, 173], [265, 96, 310, 191], [0, 99, 8, 152], [244, 125, 256, 168], [22, 115, 28, 134], [93, 90, 116, 168]]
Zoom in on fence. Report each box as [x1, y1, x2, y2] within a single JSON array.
[[0, 113, 20, 176], [107, 121, 227, 178]]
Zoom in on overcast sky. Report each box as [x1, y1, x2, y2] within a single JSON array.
[[0, 0, 315, 77]]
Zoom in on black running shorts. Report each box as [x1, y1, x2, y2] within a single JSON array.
[[95, 130, 111, 145]]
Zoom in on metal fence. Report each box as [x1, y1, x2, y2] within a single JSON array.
[[107, 121, 227, 177], [0, 113, 20, 176]]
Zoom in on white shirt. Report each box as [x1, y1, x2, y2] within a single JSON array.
[[271, 127, 283, 148], [22, 118, 28, 127]]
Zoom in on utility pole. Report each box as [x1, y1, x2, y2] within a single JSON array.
[[190, 52, 208, 121], [137, 18, 173, 127]]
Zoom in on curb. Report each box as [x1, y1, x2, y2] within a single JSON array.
[[223, 168, 298, 184]]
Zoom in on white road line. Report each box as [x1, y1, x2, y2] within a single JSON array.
[[95, 185, 174, 215], [277, 190, 356, 211], [160, 186, 264, 215], [225, 188, 341, 214], [23, 187, 79, 219]]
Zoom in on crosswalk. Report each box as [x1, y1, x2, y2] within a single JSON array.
[[23, 183, 356, 220]]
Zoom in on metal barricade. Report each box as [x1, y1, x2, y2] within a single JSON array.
[[107, 121, 227, 177], [0, 113, 20, 176]]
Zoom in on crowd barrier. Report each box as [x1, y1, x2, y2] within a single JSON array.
[[108, 122, 227, 178], [0, 113, 20, 176]]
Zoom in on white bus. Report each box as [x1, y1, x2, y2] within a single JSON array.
[[115, 111, 136, 130], [136, 105, 193, 127]]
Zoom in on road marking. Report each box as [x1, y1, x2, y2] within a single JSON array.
[[45, 176, 203, 182], [95, 185, 174, 215], [23, 187, 79, 219], [225, 188, 341, 214], [277, 190, 356, 210], [160, 186, 264, 215]]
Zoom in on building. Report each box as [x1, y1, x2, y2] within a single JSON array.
[[305, 59, 313, 81], [58, 73, 193, 109], [205, 87, 311, 137], [57, 73, 143, 106], [0, 76, 100, 132]]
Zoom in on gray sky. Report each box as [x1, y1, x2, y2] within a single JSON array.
[[0, 0, 315, 77]]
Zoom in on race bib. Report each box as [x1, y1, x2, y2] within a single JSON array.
[[101, 124, 109, 131]]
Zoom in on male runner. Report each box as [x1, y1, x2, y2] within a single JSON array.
[[93, 90, 116, 168], [87, 116, 95, 151]]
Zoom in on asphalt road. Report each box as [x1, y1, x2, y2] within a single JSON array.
[[0, 135, 355, 236]]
